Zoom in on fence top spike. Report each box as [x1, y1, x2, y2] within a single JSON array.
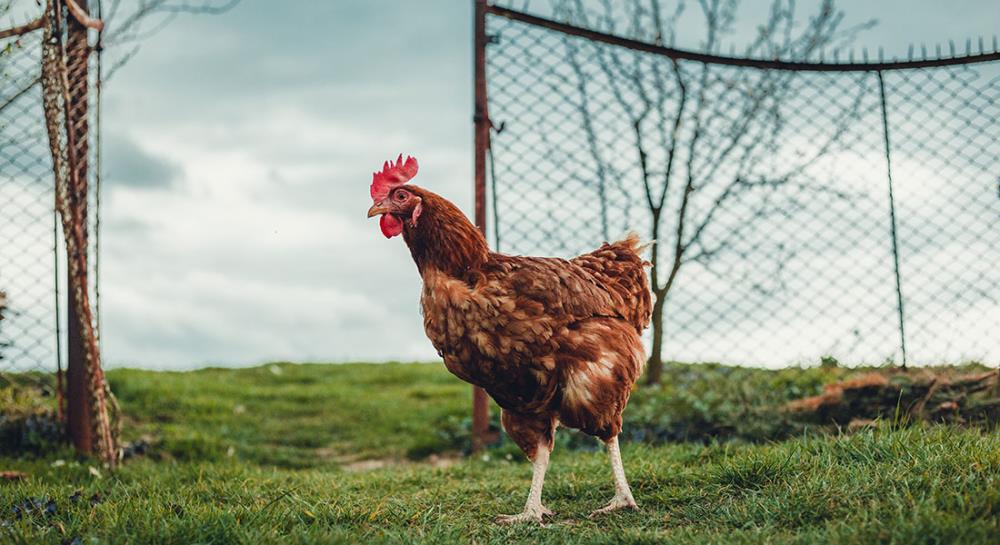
[[936, 43, 941, 56], [965, 38, 971, 55], [994, 35, 998, 52], [907, 44, 913, 60], [878, 47, 884, 61], [949, 40, 955, 55], [862, 47, 869, 62]]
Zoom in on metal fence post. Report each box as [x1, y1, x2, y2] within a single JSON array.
[[65, 0, 93, 453], [471, 0, 491, 453]]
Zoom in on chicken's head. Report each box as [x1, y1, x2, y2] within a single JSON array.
[[367, 154, 422, 238]]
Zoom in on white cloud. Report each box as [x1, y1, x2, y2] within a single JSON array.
[[99, 106, 446, 366]]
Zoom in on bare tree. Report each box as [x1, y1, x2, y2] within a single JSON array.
[[553, 0, 873, 384]]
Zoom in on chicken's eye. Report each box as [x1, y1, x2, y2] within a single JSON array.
[[394, 190, 408, 202]]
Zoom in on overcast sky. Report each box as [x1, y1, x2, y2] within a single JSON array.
[[65, 1, 1000, 368]]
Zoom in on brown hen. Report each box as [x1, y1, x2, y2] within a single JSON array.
[[367, 155, 652, 523]]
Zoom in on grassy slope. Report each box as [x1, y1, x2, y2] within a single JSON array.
[[1, 362, 998, 544], [108, 363, 474, 467]]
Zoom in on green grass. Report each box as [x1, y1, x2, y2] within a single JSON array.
[[1, 362, 998, 544], [107, 363, 474, 466]]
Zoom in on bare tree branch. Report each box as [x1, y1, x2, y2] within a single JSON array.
[[104, 0, 239, 46], [66, 0, 104, 31], [0, 16, 43, 40], [563, 35, 611, 239]]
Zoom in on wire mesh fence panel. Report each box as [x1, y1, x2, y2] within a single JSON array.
[[1, 6, 101, 378], [3, 0, 115, 461], [1, 29, 58, 375], [882, 66, 1000, 364], [483, 3, 999, 366]]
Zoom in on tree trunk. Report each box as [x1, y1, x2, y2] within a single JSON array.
[[645, 209, 666, 385], [646, 290, 667, 385]]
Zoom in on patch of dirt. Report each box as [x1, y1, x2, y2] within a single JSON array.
[[786, 369, 999, 425], [313, 447, 338, 460], [1, 470, 27, 481], [341, 453, 461, 472]]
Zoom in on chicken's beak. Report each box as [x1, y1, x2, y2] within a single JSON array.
[[367, 200, 389, 218]]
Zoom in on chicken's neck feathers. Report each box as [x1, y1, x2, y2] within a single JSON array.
[[402, 189, 489, 279]]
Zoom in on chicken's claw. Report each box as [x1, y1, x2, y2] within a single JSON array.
[[494, 505, 554, 525], [588, 496, 639, 518]]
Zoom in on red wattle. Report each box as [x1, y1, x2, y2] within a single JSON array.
[[379, 214, 403, 238]]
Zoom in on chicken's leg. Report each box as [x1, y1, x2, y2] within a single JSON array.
[[590, 436, 638, 517], [495, 440, 554, 524]]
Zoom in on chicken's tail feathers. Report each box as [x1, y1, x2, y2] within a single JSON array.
[[611, 232, 654, 265], [580, 233, 653, 331]]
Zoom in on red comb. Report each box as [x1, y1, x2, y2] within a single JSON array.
[[370, 154, 419, 201]]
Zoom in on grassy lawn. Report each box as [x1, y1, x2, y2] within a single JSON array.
[[107, 363, 475, 466], [1, 362, 998, 544]]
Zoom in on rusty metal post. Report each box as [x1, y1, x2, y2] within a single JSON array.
[[471, 0, 491, 453], [64, 0, 93, 453]]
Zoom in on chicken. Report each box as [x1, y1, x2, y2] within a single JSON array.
[[367, 155, 652, 523]]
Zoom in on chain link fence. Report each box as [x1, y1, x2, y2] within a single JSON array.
[[2, 0, 115, 462], [482, 1, 1000, 367], [1, 25, 60, 375], [1, 10, 101, 377]]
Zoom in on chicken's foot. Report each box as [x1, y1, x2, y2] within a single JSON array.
[[495, 440, 554, 524], [589, 436, 639, 517]]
